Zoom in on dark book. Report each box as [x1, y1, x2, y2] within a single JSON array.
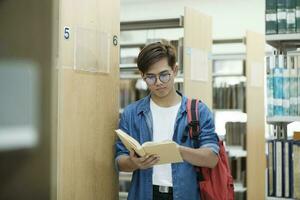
[[296, 0, 300, 32], [293, 140, 300, 199], [267, 140, 275, 196], [266, 0, 278, 34], [286, 0, 296, 33], [277, 0, 287, 34], [283, 140, 293, 198]]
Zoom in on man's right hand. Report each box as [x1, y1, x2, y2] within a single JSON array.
[[129, 151, 160, 170]]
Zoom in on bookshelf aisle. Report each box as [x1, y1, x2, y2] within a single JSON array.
[[118, 11, 266, 200], [212, 54, 247, 199], [265, 0, 300, 199], [212, 32, 266, 200]]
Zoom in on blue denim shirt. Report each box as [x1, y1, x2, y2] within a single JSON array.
[[115, 93, 219, 200]]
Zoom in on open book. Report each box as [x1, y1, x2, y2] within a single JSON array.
[[115, 129, 183, 165]]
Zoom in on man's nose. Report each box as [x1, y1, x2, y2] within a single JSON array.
[[155, 75, 163, 85]]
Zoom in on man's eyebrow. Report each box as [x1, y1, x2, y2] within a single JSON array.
[[145, 70, 169, 75]]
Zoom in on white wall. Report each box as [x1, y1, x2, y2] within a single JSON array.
[[121, 0, 265, 39]]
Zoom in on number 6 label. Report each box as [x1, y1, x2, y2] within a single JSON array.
[[64, 26, 70, 39]]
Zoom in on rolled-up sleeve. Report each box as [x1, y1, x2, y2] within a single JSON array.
[[198, 103, 219, 155], [114, 110, 130, 171]]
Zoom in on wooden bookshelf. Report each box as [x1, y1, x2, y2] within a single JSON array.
[[266, 33, 300, 41], [246, 31, 266, 200], [226, 146, 247, 158], [266, 197, 295, 200], [183, 7, 213, 108], [267, 116, 300, 124], [212, 31, 265, 199], [266, 33, 300, 49], [52, 0, 120, 199]]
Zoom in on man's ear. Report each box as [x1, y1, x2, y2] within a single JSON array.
[[173, 64, 178, 76], [139, 70, 144, 77]]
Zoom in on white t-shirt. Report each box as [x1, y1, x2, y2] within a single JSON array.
[[150, 98, 181, 187]]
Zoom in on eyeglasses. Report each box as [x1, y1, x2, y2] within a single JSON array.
[[143, 71, 172, 86]]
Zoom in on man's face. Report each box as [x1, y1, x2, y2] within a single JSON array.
[[142, 58, 177, 98]]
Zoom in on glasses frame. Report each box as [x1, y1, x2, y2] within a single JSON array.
[[143, 70, 172, 86]]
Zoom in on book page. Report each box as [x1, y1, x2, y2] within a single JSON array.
[[142, 140, 174, 147], [115, 129, 146, 156]]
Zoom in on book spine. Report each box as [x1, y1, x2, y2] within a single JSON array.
[[296, 0, 300, 32], [278, 0, 287, 34], [289, 141, 294, 198], [289, 55, 298, 115], [268, 140, 275, 196], [284, 141, 290, 197], [267, 56, 274, 116], [293, 142, 300, 198], [283, 55, 290, 116], [287, 0, 296, 33], [298, 55, 300, 115], [178, 37, 184, 72], [275, 140, 283, 197], [266, 0, 278, 34], [273, 54, 284, 116]]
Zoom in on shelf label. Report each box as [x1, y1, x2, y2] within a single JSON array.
[[250, 62, 264, 87]]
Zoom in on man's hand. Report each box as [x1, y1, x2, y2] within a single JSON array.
[[129, 151, 160, 170]]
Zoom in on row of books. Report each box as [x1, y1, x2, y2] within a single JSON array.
[[234, 191, 246, 200], [120, 79, 148, 109], [228, 157, 247, 187], [213, 82, 246, 112], [267, 130, 300, 198], [119, 173, 131, 192], [225, 122, 246, 149], [266, 53, 300, 117], [266, 0, 300, 34]]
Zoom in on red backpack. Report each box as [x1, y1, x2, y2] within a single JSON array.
[[184, 99, 234, 200]]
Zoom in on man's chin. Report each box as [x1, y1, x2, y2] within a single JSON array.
[[153, 90, 169, 98]]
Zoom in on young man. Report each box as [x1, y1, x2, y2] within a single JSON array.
[[115, 42, 219, 200]]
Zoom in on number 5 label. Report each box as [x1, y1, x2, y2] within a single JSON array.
[[64, 26, 70, 39]]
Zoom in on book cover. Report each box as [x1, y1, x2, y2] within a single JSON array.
[[115, 129, 183, 165]]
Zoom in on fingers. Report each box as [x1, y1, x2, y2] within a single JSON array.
[[129, 150, 136, 158], [140, 155, 159, 166], [139, 155, 160, 169], [129, 153, 160, 169]]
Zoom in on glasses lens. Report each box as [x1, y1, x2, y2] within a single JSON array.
[[159, 73, 171, 83], [145, 76, 156, 85]]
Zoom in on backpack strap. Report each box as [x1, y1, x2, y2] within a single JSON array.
[[186, 99, 200, 147], [185, 98, 204, 182]]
